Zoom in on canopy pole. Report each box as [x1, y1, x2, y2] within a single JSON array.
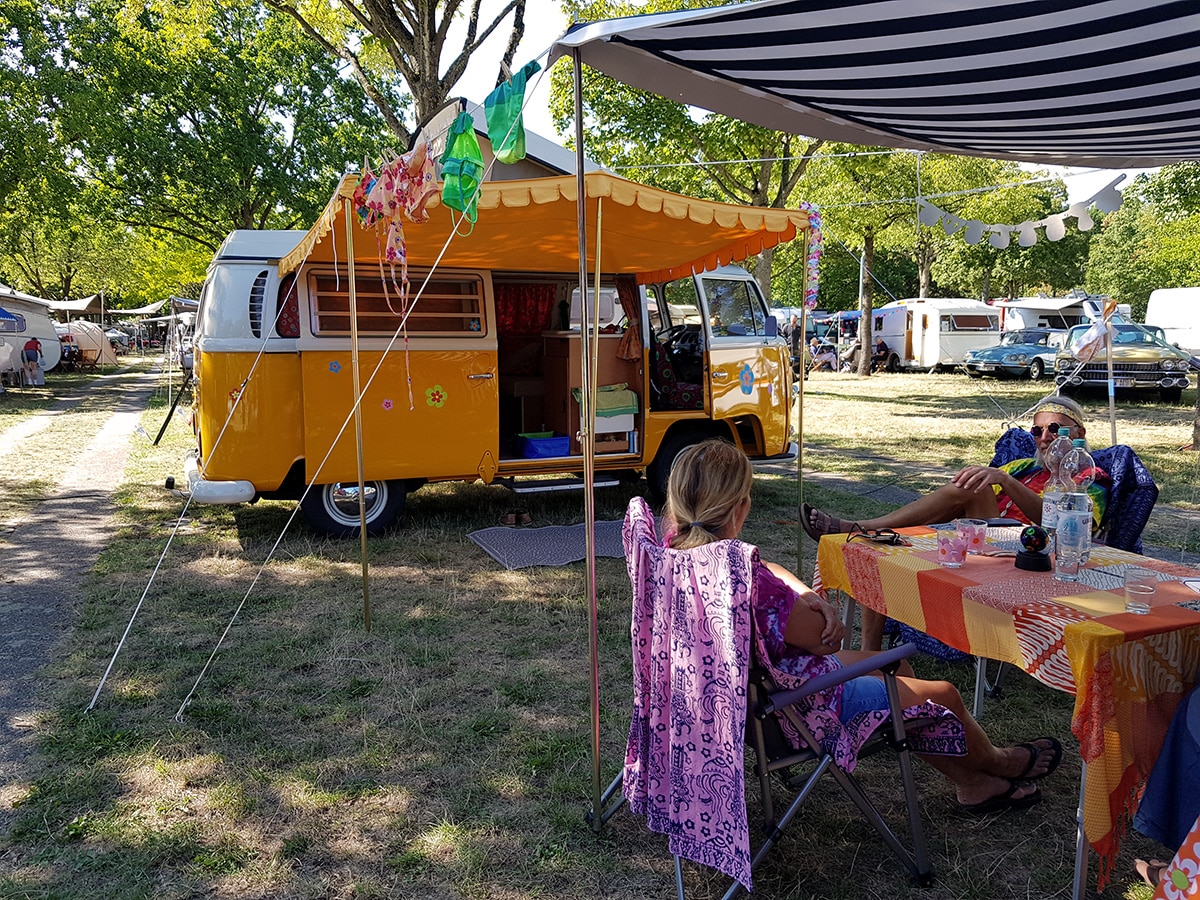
[[344, 198, 372, 631], [797, 229, 811, 577], [574, 48, 604, 835]]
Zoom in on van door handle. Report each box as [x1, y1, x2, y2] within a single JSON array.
[[713, 371, 729, 379], [468, 373, 494, 380]]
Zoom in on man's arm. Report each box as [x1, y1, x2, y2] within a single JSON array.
[[951, 464, 1045, 523]]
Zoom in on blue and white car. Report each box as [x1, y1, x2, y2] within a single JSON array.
[[962, 328, 1067, 380]]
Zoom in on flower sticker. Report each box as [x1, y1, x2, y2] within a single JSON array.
[[426, 385, 446, 408], [329, 360, 342, 374], [468, 318, 481, 332], [229, 387, 242, 402], [382, 399, 393, 411], [1163, 851, 1199, 900], [739, 364, 755, 395]]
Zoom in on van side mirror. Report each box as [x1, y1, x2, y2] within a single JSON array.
[[764, 316, 778, 338]]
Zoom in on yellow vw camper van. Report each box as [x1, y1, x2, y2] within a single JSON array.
[[187, 173, 811, 535]]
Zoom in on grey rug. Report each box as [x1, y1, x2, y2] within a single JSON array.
[[468, 520, 626, 569]]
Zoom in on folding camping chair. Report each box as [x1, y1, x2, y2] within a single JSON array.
[[598, 497, 961, 898], [890, 427, 1160, 714]]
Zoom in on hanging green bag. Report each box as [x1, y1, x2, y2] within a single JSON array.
[[441, 111, 485, 225], [484, 60, 541, 164]]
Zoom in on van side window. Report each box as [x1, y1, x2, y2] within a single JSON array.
[[308, 270, 487, 336], [703, 277, 765, 337]]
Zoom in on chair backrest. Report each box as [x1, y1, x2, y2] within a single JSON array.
[[988, 427, 1158, 553]]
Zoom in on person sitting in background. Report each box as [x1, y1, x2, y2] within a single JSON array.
[[657, 439, 1064, 812], [839, 338, 862, 371], [801, 393, 1111, 650], [808, 336, 838, 371], [872, 337, 890, 370]]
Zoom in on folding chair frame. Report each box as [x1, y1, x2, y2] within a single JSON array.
[[592, 642, 938, 899]]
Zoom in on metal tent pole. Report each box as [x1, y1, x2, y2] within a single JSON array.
[[344, 197, 372, 631], [572, 48, 604, 834]]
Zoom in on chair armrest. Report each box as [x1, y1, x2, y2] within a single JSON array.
[[760, 643, 917, 715]]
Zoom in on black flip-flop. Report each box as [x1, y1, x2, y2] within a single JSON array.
[[1015, 736, 1063, 781], [957, 780, 1042, 815]]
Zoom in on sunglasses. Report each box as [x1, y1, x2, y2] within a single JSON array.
[[1030, 422, 1074, 438], [847, 527, 910, 546]]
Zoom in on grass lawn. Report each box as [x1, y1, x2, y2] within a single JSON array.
[[2, 370, 1195, 898]]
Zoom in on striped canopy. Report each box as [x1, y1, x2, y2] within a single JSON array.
[[550, 0, 1200, 169]]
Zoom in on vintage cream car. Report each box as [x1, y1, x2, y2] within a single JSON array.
[[1054, 321, 1194, 403]]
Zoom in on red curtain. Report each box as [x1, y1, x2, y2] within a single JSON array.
[[494, 283, 557, 336], [616, 275, 643, 361]]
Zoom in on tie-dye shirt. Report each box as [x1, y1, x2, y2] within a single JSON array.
[[995, 457, 1110, 529]]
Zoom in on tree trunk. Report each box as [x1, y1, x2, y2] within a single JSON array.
[[1193, 392, 1199, 451], [754, 249, 774, 304], [857, 230, 875, 376]]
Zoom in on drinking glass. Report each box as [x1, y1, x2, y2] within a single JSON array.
[[1123, 568, 1157, 614], [956, 518, 988, 554], [937, 529, 966, 568]]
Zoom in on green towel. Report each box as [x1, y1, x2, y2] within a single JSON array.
[[572, 383, 638, 417]]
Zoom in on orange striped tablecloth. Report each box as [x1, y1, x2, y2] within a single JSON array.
[[818, 531, 1200, 887]]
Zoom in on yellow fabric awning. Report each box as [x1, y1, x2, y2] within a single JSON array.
[[279, 172, 811, 283]]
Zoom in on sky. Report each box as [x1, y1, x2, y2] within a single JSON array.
[[450, 0, 1157, 204]]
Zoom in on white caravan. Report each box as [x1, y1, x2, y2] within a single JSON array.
[[0, 283, 62, 383], [1145, 287, 1200, 355], [872, 297, 1001, 371], [993, 294, 1131, 331]]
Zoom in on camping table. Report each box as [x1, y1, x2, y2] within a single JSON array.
[[816, 527, 1200, 897]]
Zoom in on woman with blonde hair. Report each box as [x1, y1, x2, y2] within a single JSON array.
[[659, 438, 1064, 813]]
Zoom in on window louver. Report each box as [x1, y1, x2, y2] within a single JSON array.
[[249, 270, 268, 339]]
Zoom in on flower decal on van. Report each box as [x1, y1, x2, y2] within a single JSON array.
[[468, 318, 481, 332], [329, 360, 342, 374], [382, 399, 393, 411], [426, 385, 446, 408], [739, 364, 755, 394]]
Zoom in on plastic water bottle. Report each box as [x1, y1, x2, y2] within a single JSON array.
[[1040, 426, 1074, 534], [1062, 438, 1096, 562]]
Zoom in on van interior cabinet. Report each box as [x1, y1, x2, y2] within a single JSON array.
[[542, 332, 640, 454]]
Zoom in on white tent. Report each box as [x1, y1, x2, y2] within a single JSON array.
[[61, 319, 120, 367]]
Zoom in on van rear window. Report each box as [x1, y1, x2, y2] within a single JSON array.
[[308, 271, 486, 336]]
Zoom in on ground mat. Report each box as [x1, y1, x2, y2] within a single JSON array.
[[468, 520, 625, 569]]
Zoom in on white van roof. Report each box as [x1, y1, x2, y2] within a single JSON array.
[[215, 230, 308, 261]]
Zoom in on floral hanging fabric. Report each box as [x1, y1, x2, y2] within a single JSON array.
[[350, 141, 438, 409]]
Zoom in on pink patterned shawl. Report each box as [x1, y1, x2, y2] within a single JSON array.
[[622, 497, 755, 888]]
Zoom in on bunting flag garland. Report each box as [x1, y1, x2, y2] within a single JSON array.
[[799, 202, 822, 309], [919, 176, 1126, 249]]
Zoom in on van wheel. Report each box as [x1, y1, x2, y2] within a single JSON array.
[[301, 479, 406, 537], [1160, 387, 1183, 404], [1028, 359, 1044, 380], [647, 431, 712, 504]]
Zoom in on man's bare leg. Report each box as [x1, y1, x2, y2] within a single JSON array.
[[861, 607, 886, 651], [806, 481, 1004, 536]]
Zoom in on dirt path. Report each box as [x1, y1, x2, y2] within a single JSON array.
[[0, 367, 161, 829]]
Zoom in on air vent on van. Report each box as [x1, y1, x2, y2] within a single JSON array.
[[249, 270, 268, 338]]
